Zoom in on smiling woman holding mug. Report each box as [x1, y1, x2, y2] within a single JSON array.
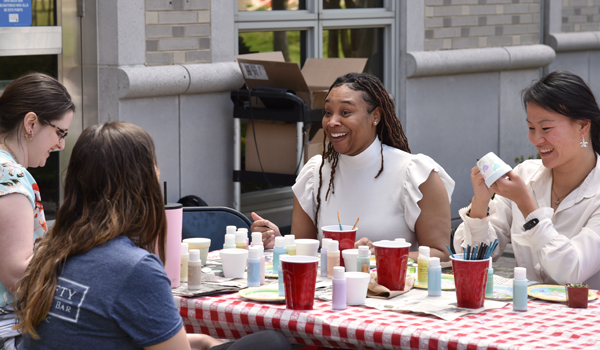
[[454, 71, 600, 289]]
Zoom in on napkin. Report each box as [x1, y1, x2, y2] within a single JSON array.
[[367, 271, 415, 299]]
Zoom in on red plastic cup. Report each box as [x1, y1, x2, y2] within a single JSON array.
[[280, 255, 319, 310], [451, 256, 490, 309], [373, 240, 411, 291], [322, 225, 357, 267]]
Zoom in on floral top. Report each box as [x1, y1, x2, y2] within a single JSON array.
[[0, 149, 47, 308]]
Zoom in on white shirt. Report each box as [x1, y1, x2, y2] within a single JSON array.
[[454, 156, 600, 289], [293, 137, 454, 247]]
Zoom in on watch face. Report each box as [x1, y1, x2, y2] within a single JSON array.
[[523, 218, 539, 230]]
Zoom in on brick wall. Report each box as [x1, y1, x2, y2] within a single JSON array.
[[145, 0, 211, 66], [424, 0, 540, 51], [562, 0, 600, 32]]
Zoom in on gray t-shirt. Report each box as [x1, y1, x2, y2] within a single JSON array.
[[23, 236, 183, 349]]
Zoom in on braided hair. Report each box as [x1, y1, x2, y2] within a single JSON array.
[[314, 73, 410, 231]]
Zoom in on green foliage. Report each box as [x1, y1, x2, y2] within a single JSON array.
[[514, 153, 541, 165], [566, 283, 588, 288], [238, 31, 302, 64]]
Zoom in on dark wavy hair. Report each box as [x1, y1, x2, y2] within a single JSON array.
[[522, 71, 600, 154], [0, 72, 74, 143], [314, 73, 410, 230], [15, 121, 166, 339]]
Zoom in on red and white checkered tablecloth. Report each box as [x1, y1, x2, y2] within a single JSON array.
[[175, 291, 600, 350]]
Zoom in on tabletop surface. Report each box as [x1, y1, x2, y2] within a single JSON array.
[[175, 287, 600, 350]]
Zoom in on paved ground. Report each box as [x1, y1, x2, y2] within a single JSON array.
[[493, 243, 516, 278]]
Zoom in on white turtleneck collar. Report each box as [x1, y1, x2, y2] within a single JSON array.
[[338, 136, 381, 170]]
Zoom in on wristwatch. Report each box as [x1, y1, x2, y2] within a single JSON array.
[[523, 218, 539, 231]]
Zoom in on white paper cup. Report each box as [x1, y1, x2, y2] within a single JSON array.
[[345, 272, 370, 305], [295, 239, 320, 257], [341, 249, 359, 272], [477, 152, 512, 187], [183, 238, 212, 266], [219, 249, 248, 278]]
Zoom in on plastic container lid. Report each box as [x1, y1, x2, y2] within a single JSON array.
[[224, 233, 235, 245], [321, 238, 332, 249], [181, 242, 189, 255], [252, 232, 262, 244], [235, 231, 246, 241], [238, 228, 249, 233], [275, 236, 285, 248], [189, 249, 200, 262], [333, 266, 345, 279], [358, 245, 370, 257], [329, 240, 339, 251], [419, 246, 430, 257], [249, 246, 261, 258], [429, 257, 440, 267], [226, 225, 237, 235], [285, 234, 295, 245], [395, 238, 406, 244], [514, 267, 526, 279]]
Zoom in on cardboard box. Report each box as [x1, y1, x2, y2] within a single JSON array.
[[239, 53, 366, 175], [237, 55, 367, 109]]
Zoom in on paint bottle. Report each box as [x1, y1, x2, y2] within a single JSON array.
[[188, 249, 202, 290], [226, 225, 237, 237], [513, 267, 528, 311], [485, 259, 494, 298], [251, 231, 262, 247], [428, 257, 441, 297], [257, 243, 265, 285], [417, 246, 430, 286], [356, 245, 371, 272], [180, 243, 189, 283], [278, 254, 289, 297], [327, 240, 340, 278], [235, 230, 247, 250], [273, 236, 286, 275], [332, 266, 347, 310], [320, 238, 332, 277], [285, 234, 296, 256], [223, 233, 236, 250], [239, 228, 249, 248], [247, 246, 261, 287]]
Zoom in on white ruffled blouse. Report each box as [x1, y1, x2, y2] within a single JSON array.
[[292, 137, 455, 246]]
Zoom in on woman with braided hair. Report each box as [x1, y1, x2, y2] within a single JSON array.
[[252, 73, 454, 261]]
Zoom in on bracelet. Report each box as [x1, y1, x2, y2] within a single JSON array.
[[466, 207, 490, 218]]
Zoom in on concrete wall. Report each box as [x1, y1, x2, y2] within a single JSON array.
[[95, 0, 240, 206]]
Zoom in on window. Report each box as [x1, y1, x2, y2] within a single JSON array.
[[235, 1, 394, 86]]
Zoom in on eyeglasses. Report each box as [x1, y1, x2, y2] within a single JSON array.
[[41, 119, 68, 142]]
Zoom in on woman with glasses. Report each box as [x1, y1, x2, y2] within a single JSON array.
[[0, 72, 74, 350]]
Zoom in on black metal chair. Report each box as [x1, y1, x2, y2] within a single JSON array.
[[182, 206, 253, 252]]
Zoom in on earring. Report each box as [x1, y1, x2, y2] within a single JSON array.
[[581, 135, 588, 148], [374, 121, 377, 125], [25, 131, 34, 141]]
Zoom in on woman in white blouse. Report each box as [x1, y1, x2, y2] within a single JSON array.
[[454, 71, 600, 289], [252, 73, 454, 261]]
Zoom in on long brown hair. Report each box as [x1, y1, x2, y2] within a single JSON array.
[[0, 72, 74, 143], [314, 73, 410, 230], [15, 121, 166, 339]]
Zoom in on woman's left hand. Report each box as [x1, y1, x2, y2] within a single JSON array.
[[491, 171, 538, 218], [354, 237, 374, 255]]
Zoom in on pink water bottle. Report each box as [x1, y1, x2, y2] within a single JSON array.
[[164, 203, 183, 288]]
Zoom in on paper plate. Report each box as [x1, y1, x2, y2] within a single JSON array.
[[238, 286, 285, 303], [413, 274, 455, 290], [527, 284, 598, 302], [486, 285, 513, 300], [265, 264, 277, 278]]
